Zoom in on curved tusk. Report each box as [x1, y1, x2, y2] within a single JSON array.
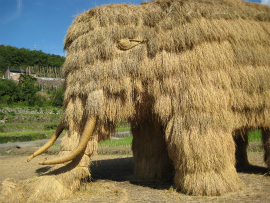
[[38, 117, 97, 165], [27, 123, 64, 162]]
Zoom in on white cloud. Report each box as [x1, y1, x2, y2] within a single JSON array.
[[0, 0, 23, 24], [261, 0, 270, 6], [17, 0, 22, 11]]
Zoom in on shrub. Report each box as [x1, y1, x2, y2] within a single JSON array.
[[7, 97, 13, 105], [0, 79, 20, 104], [0, 126, 5, 133], [50, 87, 64, 107], [1, 95, 10, 104], [0, 112, 5, 119], [18, 74, 38, 105], [44, 124, 58, 130], [35, 95, 46, 107], [8, 111, 15, 116]]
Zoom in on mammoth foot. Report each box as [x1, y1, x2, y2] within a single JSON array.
[[174, 165, 242, 196], [0, 167, 90, 203]]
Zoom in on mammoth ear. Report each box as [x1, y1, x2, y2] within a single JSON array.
[[117, 38, 147, 50]]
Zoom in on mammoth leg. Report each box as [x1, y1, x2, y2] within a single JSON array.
[[131, 116, 174, 180], [261, 128, 270, 171], [233, 129, 249, 169], [165, 117, 242, 196]]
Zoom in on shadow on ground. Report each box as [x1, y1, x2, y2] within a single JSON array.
[[36, 166, 52, 174], [34, 155, 269, 192], [236, 164, 268, 174], [90, 157, 174, 190]]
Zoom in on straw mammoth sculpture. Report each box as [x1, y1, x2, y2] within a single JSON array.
[[2, 0, 270, 201]]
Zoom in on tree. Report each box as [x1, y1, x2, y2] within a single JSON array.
[[18, 74, 38, 106], [0, 44, 65, 73], [0, 79, 20, 104], [50, 87, 64, 107]]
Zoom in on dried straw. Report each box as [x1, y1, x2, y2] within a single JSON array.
[[3, 0, 270, 200], [61, 0, 270, 196]]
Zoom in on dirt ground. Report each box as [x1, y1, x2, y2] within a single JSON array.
[[0, 144, 269, 203]]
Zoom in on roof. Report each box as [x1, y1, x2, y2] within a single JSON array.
[[7, 68, 36, 74]]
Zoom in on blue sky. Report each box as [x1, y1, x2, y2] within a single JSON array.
[[0, 0, 269, 57]]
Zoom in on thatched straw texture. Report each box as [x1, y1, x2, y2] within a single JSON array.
[[63, 0, 270, 127], [131, 97, 174, 179], [60, 0, 270, 196]]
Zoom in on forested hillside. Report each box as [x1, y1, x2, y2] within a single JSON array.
[[0, 74, 64, 107], [0, 45, 65, 73]]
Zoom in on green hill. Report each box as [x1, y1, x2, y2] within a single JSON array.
[[0, 44, 65, 73]]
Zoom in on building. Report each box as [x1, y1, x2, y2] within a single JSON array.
[[5, 68, 37, 81]]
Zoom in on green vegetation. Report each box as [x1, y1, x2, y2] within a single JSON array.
[[0, 130, 55, 143], [248, 129, 262, 142], [8, 111, 16, 116], [115, 127, 131, 132], [18, 74, 38, 106], [0, 112, 5, 119], [0, 78, 20, 104], [44, 124, 58, 130], [0, 104, 62, 110], [0, 121, 61, 132], [98, 136, 133, 148], [0, 44, 65, 73], [0, 75, 64, 107], [115, 120, 130, 132], [1, 114, 61, 124], [51, 136, 133, 149], [50, 87, 64, 107]]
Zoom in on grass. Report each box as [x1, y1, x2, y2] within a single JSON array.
[[0, 103, 62, 110], [2, 114, 61, 124], [0, 130, 55, 136], [115, 127, 130, 132], [0, 130, 56, 143], [248, 129, 262, 142], [98, 136, 133, 147], [51, 136, 133, 149], [0, 122, 60, 132]]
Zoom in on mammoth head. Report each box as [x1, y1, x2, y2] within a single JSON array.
[[61, 2, 183, 126]]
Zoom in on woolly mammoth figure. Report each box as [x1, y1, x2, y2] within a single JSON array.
[[2, 0, 270, 201]]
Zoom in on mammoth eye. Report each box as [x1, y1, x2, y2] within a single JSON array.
[[117, 38, 147, 50]]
